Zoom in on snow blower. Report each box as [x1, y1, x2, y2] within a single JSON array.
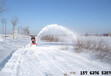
[[31, 35, 37, 47]]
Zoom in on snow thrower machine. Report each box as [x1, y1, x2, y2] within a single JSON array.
[[31, 35, 37, 47]]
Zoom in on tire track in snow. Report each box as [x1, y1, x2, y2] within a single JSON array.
[[28, 48, 54, 76], [0, 50, 16, 71], [58, 50, 110, 70], [33, 48, 60, 75], [33, 48, 66, 75], [1, 45, 111, 76], [39, 49, 69, 74], [44, 49, 86, 71], [25, 50, 43, 76], [48, 49, 101, 70], [0, 48, 27, 76]]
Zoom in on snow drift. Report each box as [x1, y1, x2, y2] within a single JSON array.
[[0, 37, 3, 41], [37, 24, 77, 44]]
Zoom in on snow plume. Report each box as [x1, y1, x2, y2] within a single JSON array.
[[37, 24, 78, 44]]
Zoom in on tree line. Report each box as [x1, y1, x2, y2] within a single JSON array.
[[0, 0, 30, 39], [1, 17, 30, 39]]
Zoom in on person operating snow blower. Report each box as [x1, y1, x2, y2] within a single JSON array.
[[31, 35, 37, 46]]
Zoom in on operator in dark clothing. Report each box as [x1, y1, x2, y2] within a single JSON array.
[[31, 35, 37, 45]]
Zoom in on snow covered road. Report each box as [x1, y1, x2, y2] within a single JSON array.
[[0, 44, 111, 76]]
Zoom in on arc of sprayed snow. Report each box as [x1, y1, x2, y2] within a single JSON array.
[[37, 24, 78, 41]]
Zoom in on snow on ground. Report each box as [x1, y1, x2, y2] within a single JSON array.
[[0, 35, 30, 62], [0, 37, 3, 42], [0, 25, 111, 76], [0, 43, 111, 76]]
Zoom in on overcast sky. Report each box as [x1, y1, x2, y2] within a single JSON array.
[[0, 0, 111, 34]]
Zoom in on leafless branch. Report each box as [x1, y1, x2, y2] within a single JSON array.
[[0, 0, 7, 14], [11, 17, 18, 39]]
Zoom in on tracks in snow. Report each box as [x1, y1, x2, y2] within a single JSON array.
[[0, 45, 111, 76]]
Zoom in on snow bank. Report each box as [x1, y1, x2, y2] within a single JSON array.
[[0, 37, 3, 41], [0, 44, 111, 76], [37, 24, 78, 44], [0, 37, 30, 63]]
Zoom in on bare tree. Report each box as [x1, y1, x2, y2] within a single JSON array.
[[4, 18, 6, 36], [1, 18, 6, 36], [18, 26, 20, 35], [0, 0, 7, 14], [18, 26, 24, 35], [11, 17, 18, 39], [17, 26, 21, 38], [1, 18, 4, 35], [19, 26, 23, 35], [0, 0, 7, 36], [23, 26, 30, 36]]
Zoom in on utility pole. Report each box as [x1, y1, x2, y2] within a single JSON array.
[[4, 19, 6, 37], [17, 27, 20, 39], [18, 27, 19, 35], [1, 18, 5, 36], [2, 21, 4, 35]]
